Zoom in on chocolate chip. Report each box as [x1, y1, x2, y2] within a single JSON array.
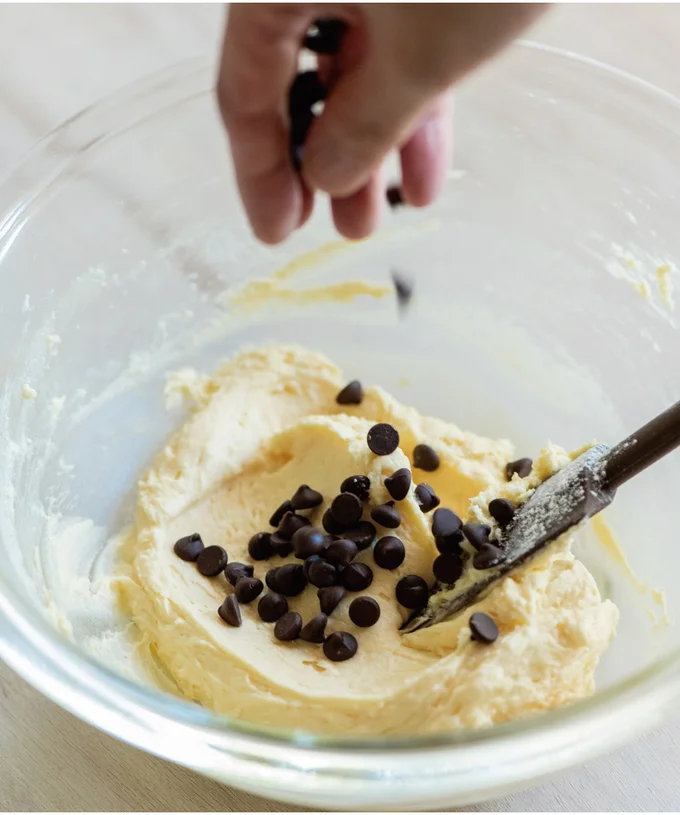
[[396, 575, 429, 609], [473, 543, 506, 570], [318, 585, 346, 616], [462, 523, 491, 550], [225, 562, 254, 586], [385, 468, 411, 501], [278, 511, 310, 540], [173, 533, 204, 562], [288, 71, 326, 117], [469, 612, 499, 644], [415, 483, 440, 512], [290, 140, 305, 173], [196, 545, 228, 577], [432, 508, 462, 538], [307, 558, 337, 588], [258, 592, 288, 623], [269, 500, 293, 527], [373, 535, 405, 570], [325, 538, 358, 567], [386, 186, 404, 208], [331, 492, 363, 526], [367, 423, 399, 456], [435, 530, 463, 555], [392, 270, 414, 311], [488, 498, 516, 526], [506, 457, 533, 480], [349, 596, 381, 628], [371, 501, 400, 529], [413, 444, 440, 472], [323, 507, 347, 534], [433, 553, 463, 585], [342, 562, 373, 592], [340, 474, 371, 502], [343, 521, 376, 550], [265, 567, 281, 592], [274, 611, 302, 641], [323, 631, 358, 662], [276, 563, 308, 596], [218, 594, 241, 627], [248, 532, 273, 561], [304, 18, 347, 54], [235, 576, 264, 604], [300, 613, 328, 643], [336, 380, 363, 405], [292, 526, 326, 559], [290, 484, 323, 510], [270, 533, 293, 558], [303, 554, 323, 580]]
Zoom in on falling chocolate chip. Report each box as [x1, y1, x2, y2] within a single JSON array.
[[258, 592, 288, 623], [196, 545, 228, 577], [173, 533, 204, 562], [506, 457, 533, 481], [462, 523, 491, 550], [288, 71, 326, 117], [274, 611, 303, 641], [248, 532, 273, 561], [330, 492, 363, 527], [235, 576, 264, 604], [290, 484, 323, 510], [469, 612, 499, 644], [322, 507, 347, 534], [385, 468, 411, 501], [218, 594, 241, 627], [226, 562, 254, 586], [265, 567, 281, 592], [432, 508, 462, 538], [270, 499, 293, 528], [300, 613, 328, 643], [307, 558, 337, 589], [349, 596, 381, 628], [326, 538, 358, 567], [386, 186, 404, 208], [433, 553, 463, 585], [292, 526, 326, 560], [343, 521, 376, 550], [396, 574, 429, 609], [342, 562, 373, 592], [415, 483, 440, 512], [304, 18, 347, 54], [488, 498, 516, 526], [473, 543, 506, 570], [413, 444, 440, 472], [371, 501, 400, 529], [336, 380, 363, 405], [435, 530, 463, 555], [340, 474, 371, 502], [323, 631, 358, 662], [391, 270, 414, 312], [318, 585, 346, 616], [270, 533, 293, 558], [367, 423, 399, 456], [373, 535, 405, 570], [278, 511, 310, 540], [276, 563, 308, 596]]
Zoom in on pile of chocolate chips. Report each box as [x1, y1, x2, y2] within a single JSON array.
[[173, 383, 533, 657]]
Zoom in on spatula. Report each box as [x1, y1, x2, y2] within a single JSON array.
[[403, 397, 680, 632]]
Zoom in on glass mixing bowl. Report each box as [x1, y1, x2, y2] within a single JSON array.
[[1, 41, 680, 810]]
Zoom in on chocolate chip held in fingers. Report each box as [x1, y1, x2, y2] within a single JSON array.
[[173, 533, 204, 562], [340, 474, 371, 502], [235, 576, 264, 604], [373, 535, 405, 570], [413, 444, 440, 472], [488, 498, 516, 525], [371, 501, 401, 529], [300, 613, 328, 643], [225, 562, 254, 586], [318, 585, 346, 616], [290, 484, 323, 510], [469, 612, 499, 644], [304, 18, 347, 55], [342, 562, 373, 592], [349, 596, 381, 628], [258, 592, 288, 623], [415, 483, 440, 512], [343, 521, 376, 550], [274, 611, 303, 642], [218, 594, 241, 627], [196, 545, 228, 577], [367, 423, 399, 456], [323, 631, 358, 662], [331, 492, 363, 526], [396, 574, 429, 609], [385, 468, 411, 501], [506, 457, 533, 480], [248, 532, 272, 561], [269, 500, 293, 528], [336, 380, 363, 405]]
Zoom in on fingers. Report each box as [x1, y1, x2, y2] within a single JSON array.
[[400, 94, 453, 207], [331, 168, 384, 240], [216, 5, 312, 244]]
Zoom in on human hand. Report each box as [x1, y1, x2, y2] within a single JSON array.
[[217, 3, 548, 244]]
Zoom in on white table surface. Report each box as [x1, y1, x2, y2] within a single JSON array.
[[2, 3, 680, 811]]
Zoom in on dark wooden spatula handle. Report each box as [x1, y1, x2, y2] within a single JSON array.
[[601, 398, 680, 491]]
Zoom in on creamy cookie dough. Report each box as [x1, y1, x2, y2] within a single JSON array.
[[115, 345, 618, 735]]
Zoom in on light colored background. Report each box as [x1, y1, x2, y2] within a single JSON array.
[[1, 3, 680, 811]]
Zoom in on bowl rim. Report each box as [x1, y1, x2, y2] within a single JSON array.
[[1, 38, 680, 800]]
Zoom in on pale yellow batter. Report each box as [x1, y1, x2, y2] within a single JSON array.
[[115, 345, 618, 735]]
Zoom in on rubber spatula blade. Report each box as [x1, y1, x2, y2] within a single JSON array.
[[403, 397, 680, 633]]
